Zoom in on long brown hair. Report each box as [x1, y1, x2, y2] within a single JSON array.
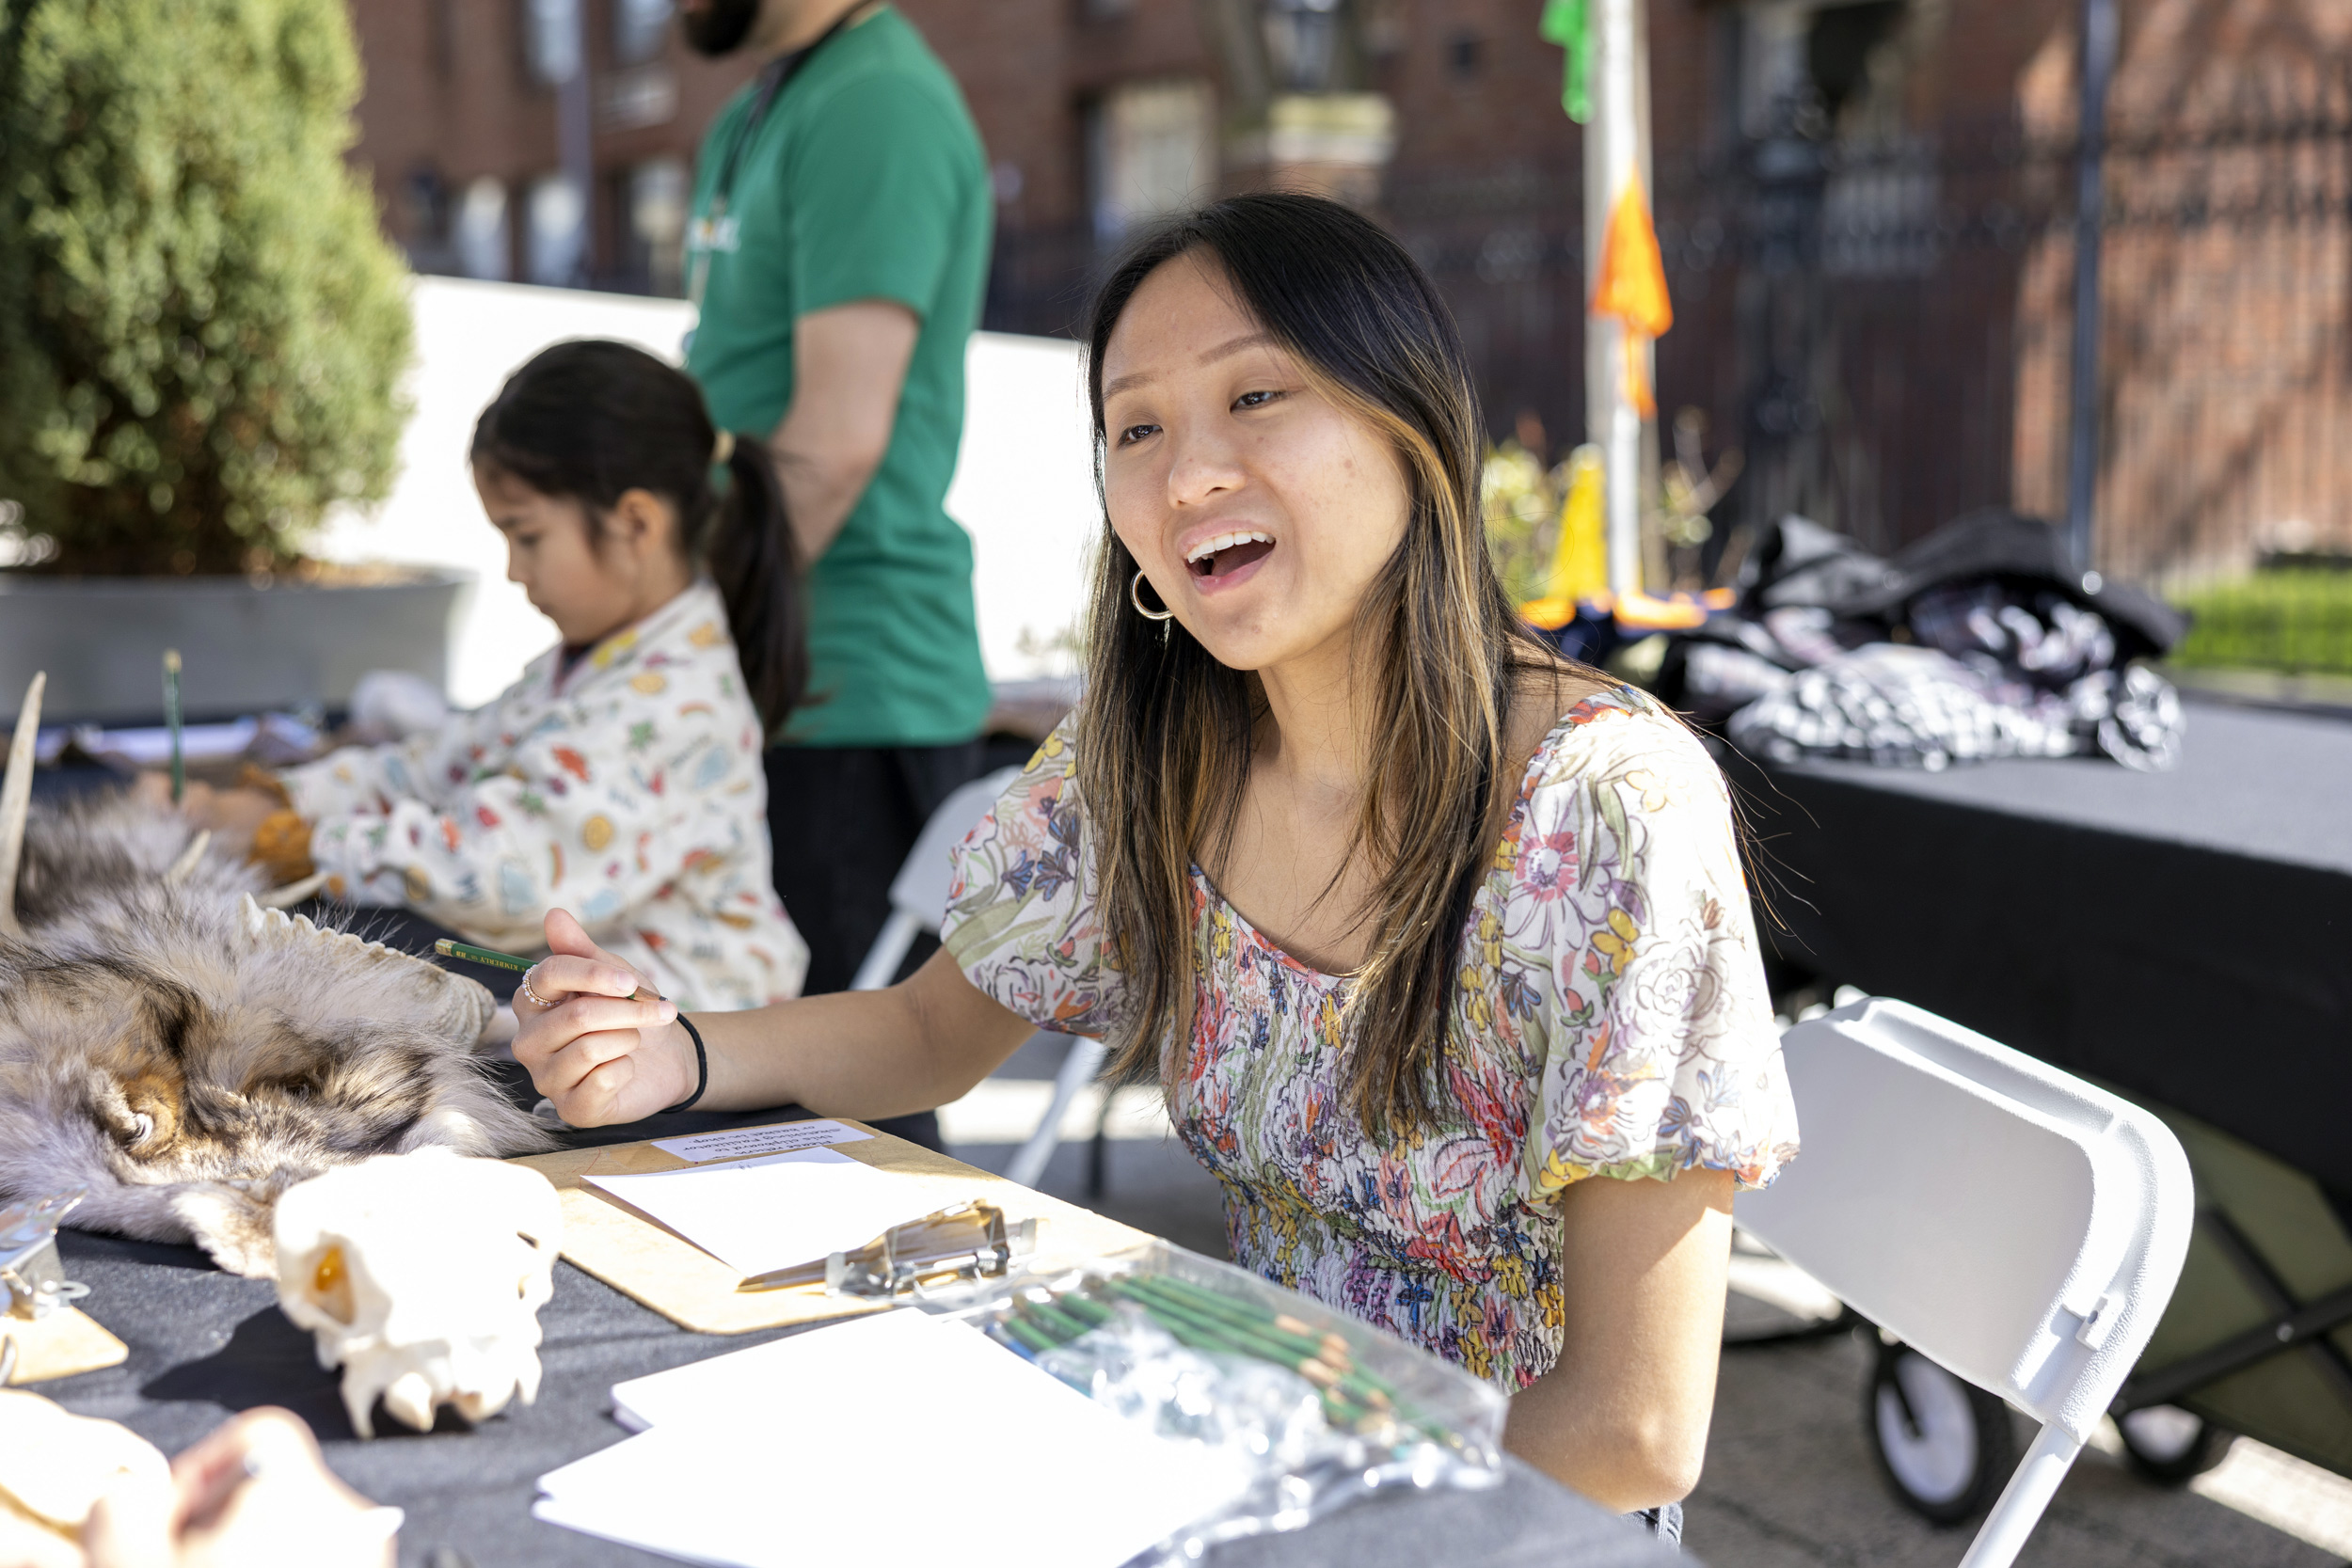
[[1078, 192, 1569, 1131]]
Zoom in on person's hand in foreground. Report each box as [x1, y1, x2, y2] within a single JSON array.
[[78, 1408, 397, 1568], [511, 909, 687, 1126]]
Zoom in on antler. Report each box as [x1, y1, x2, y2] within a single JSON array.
[[164, 830, 214, 886], [0, 672, 44, 938], [256, 871, 328, 909]]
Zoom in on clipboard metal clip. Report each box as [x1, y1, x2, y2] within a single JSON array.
[[738, 1201, 1036, 1301], [828, 1200, 1037, 1303], [1, 1190, 91, 1322]]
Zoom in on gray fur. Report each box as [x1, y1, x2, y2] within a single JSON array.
[[0, 787, 554, 1276]]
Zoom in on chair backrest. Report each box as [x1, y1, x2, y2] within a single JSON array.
[[1735, 998, 2192, 1443], [887, 767, 1022, 927]]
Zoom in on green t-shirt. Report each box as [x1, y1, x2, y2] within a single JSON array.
[[684, 8, 993, 747]]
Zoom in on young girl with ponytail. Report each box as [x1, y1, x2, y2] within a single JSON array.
[[171, 340, 811, 1011]]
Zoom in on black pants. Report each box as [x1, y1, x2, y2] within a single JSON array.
[[766, 738, 985, 1153]]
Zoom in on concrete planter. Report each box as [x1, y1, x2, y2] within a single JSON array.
[[0, 569, 470, 724]]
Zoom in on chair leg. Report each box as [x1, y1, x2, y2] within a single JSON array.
[[1955, 1423, 2084, 1568], [1086, 1106, 1110, 1202], [848, 911, 918, 992], [1004, 1037, 1107, 1190]]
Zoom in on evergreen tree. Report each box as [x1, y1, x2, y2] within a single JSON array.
[[0, 0, 410, 574]]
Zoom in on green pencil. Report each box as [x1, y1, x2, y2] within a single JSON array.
[[162, 649, 183, 805], [998, 1285, 1404, 1436], [432, 937, 662, 1002]]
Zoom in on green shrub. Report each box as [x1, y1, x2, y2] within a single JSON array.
[[0, 0, 411, 575], [1481, 440, 1562, 607], [2169, 568, 2352, 676]]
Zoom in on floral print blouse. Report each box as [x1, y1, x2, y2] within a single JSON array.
[[942, 688, 1799, 1389], [281, 581, 807, 1011]]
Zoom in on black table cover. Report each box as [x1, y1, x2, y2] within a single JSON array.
[[1730, 697, 2352, 1196], [36, 1185, 1672, 1568], [16, 793, 1677, 1564]]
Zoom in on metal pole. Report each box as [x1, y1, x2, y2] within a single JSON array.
[[1587, 0, 1642, 597], [1582, 3, 1613, 569], [2065, 0, 2117, 573]]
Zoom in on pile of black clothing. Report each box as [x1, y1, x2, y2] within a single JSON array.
[[1656, 509, 2188, 771]]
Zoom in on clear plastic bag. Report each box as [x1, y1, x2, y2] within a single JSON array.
[[932, 1240, 1507, 1560]]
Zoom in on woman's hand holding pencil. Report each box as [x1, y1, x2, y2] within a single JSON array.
[[434, 937, 663, 1004], [505, 911, 697, 1126]]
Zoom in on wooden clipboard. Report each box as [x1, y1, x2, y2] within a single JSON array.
[[3, 1308, 128, 1386], [510, 1121, 1151, 1335]]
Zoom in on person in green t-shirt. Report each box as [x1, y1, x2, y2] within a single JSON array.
[[678, 0, 993, 1150]]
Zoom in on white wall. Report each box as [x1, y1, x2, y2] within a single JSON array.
[[315, 275, 1097, 708]]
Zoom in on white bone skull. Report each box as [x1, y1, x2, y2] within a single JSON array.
[[273, 1148, 563, 1438]]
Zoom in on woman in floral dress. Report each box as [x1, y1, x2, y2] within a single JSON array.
[[515, 195, 1800, 1524]]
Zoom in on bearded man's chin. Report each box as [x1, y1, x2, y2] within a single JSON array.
[[681, 0, 762, 56]]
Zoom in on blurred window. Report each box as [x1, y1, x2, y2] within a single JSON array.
[[1263, 0, 1343, 94], [526, 174, 588, 286], [599, 63, 680, 131], [1738, 0, 1909, 139], [404, 163, 451, 247], [613, 0, 674, 65], [454, 177, 513, 281], [1088, 79, 1216, 245], [521, 0, 581, 87], [629, 158, 691, 296]]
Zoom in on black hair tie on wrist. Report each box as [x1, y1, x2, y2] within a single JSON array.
[[663, 1014, 707, 1114]]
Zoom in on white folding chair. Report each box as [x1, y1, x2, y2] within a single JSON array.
[[1002, 1036, 1108, 1190], [844, 767, 1107, 1190], [1735, 998, 2193, 1568], [846, 767, 1021, 992]]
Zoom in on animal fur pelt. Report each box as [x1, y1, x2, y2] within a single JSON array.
[[0, 675, 554, 1277]]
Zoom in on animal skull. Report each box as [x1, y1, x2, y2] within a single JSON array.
[[273, 1148, 563, 1439]]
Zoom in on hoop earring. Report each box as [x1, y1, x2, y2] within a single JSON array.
[[1130, 568, 1175, 622]]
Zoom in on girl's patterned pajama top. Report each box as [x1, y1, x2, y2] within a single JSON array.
[[943, 687, 1801, 1389], [280, 580, 807, 1011]]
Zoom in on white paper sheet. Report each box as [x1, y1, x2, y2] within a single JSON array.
[[606, 1307, 892, 1432], [538, 1309, 1242, 1568], [580, 1148, 930, 1278], [649, 1118, 872, 1164]]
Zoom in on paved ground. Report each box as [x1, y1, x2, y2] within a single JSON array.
[[1694, 1330, 2345, 1567], [940, 1036, 2352, 1567]]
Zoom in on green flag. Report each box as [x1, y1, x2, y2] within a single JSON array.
[[1539, 0, 1593, 124]]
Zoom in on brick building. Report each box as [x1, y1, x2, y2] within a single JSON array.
[[345, 0, 2352, 581], [344, 0, 1581, 304], [346, 0, 754, 295]]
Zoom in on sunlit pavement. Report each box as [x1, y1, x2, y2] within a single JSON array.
[[1695, 1328, 2350, 1566], [942, 1037, 2352, 1565]]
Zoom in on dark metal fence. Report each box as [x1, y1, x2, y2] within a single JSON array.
[[988, 70, 2352, 594], [1388, 73, 2352, 588]]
